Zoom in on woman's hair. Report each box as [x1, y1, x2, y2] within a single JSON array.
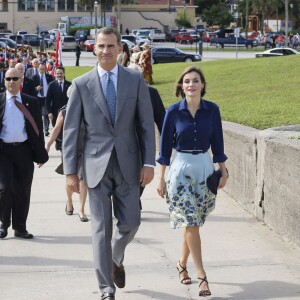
[[175, 66, 206, 98], [122, 42, 130, 58]]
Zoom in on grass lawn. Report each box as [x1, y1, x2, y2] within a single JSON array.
[[65, 55, 300, 130]]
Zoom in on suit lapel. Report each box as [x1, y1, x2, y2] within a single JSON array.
[[115, 66, 129, 124], [0, 92, 5, 121], [87, 68, 111, 124]]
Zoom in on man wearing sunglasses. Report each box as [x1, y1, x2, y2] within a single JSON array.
[[0, 68, 47, 239]]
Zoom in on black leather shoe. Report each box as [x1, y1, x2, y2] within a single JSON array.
[[101, 293, 115, 300], [14, 230, 34, 239], [112, 262, 125, 288], [0, 225, 7, 239]]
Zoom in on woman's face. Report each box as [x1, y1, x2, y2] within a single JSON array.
[[182, 71, 204, 98]]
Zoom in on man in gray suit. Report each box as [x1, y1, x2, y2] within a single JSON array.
[[63, 27, 155, 300]]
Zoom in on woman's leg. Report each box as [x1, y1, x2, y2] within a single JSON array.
[[66, 184, 73, 211], [185, 226, 210, 294], [177, 228, 191, 284], [78, 180, 88, 218]]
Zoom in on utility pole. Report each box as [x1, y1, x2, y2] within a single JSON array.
[[285, 0, 288, 44]]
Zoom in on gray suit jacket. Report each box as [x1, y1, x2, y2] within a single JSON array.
[[63, 66, 156, 188]]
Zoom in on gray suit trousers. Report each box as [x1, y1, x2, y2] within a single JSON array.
[[88, 150, 141, 294]]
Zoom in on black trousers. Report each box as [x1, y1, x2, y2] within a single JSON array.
[[37, 97, 50, 133], [0, 141, 34, 231], [76, 55, 80, 66]]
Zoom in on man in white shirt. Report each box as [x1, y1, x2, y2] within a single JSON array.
[[0, 68, 46, 239]]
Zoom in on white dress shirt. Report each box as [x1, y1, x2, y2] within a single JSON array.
[[37, 73, 49, 97], [0, 92, 28, 143], [97, 64, 118, 95]]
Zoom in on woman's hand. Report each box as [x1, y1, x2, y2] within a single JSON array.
[[157, 178, 166, 198]]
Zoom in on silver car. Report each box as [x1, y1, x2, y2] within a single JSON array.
[[58, 36, 76, 51]]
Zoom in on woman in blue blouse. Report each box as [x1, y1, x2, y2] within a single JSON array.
[[157, 66, 228, 297]]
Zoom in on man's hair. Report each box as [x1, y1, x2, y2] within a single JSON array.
[[96, 27, 121, 44], [56, 66, 65, 72]]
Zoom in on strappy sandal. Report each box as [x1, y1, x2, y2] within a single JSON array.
[[198, 276, 211, 297], [177, 261, 192, 285]]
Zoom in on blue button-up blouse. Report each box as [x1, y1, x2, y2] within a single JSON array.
[[157, 98, 228, 166]]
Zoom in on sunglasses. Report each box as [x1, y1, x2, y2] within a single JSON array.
[[5, 77, 20, 82]]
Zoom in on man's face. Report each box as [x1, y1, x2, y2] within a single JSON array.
[[5, 68, 22, 95], [39, 64, 46, 75], [15, 63, 25, 76], [56, 69, 64, 81], [33, 60, 39, 68], [94, 33, 121, 71]]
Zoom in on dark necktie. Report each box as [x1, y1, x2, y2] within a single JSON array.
[[105, 72, 116, 125], [13, 96, 39, 136], [40, 75, 44, 96], [59, 81, 63, 93]]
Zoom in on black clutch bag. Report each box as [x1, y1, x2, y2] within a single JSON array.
[[207, 168, 228, 195]]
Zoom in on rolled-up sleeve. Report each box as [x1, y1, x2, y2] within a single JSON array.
[[156, 108, 175, 166], [210, 107, 227, 163]]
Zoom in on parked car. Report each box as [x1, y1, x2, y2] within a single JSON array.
[[261, 33, 285, 49], [121, 35, 136, 44], [61, 36, 76, 51], [23, 34, 40, 47], [175, 32, 194, 44], [121, 39, 135, 50], [166, 29, 181, 42], [202, 31, 217, 42], [148, 29, 166, 42], [152, 47, 201, 64], [75, 29, 89, 42], [7, 34, 24, 46], [210, 33, 258, 48], [83, 39, 95, 52], [0, 38, 17, 50], [255, 47, 299, 58]]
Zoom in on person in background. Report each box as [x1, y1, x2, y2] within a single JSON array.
[[26, 58, 39, 79], [0, 68, 48, 239], [62, 27, 155, 300], [33, 62, 54, 136], [0, 62, 6, 93], [120, 42, 130, 67], [139, 43, 153, 84], [15, 63, 37, 97], [46, 66, 71, 127], [45, 103, 88, 222], [156, 66, 228, 297], [75, 41, 81, 67]]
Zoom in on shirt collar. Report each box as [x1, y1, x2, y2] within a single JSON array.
[[6, 91, 21, 102], [97, 63, 119, 79], [179, 98, 208, 111]]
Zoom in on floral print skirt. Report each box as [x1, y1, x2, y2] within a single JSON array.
[[166, 151, 216, 229]]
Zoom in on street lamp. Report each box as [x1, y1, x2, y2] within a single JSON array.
[[94, 1, 98, 38]]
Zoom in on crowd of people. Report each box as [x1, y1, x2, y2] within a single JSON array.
[[0, 27, 228, 300]]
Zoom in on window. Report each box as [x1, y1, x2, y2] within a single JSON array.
[[0, 0, 8, 11], [18, 0, 34, 11], [58, 0, 65, 11]]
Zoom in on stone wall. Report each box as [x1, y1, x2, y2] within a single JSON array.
[[222, 122, 300, 248]]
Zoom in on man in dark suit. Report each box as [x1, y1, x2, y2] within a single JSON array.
[[0, 62, 5, 93], [22, 56, 32, 74], [75, 40, 81, 66], [46, 66, 71, 126], [63, 27, 155, 300], [15, 63, 37, 97], [25, 58, 39, 79], [33, 62, 54, 136], [0, 68, 48, 239]]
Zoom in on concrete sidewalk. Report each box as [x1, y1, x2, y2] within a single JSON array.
[[0, 145, 300, 300]]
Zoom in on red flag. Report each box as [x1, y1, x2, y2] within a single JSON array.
[[55, 32, 62, 68]]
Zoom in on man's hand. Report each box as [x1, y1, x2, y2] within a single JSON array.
[[48, 113, 53, 121], [66, 174, 80, 194], [140, 166, 154, 187]]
